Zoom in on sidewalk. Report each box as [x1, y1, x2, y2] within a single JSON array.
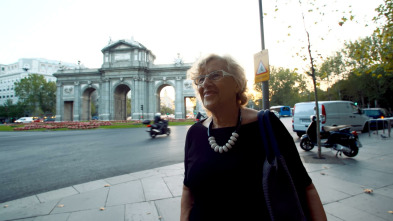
[[1, 131, 392, 221]]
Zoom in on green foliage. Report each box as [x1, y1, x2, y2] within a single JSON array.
[[254, 67, 310, 107], [160, 106, 174, 115], [0, 100, 26, 121], [14, 74, 56, 116]]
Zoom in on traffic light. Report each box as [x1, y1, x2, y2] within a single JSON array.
[[140, 105, 143, 111]]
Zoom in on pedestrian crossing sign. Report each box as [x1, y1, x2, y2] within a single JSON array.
[[254, 50, 270, 83]]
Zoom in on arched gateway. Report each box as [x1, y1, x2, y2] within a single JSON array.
[[54, 39, 201, 121]]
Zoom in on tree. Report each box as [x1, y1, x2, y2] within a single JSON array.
[[257, 67, 308, 107], [160, 106, 174, 115], [0, 100, 26, 122], [14, 74, 57, 116], [316, 52, 346, 100]]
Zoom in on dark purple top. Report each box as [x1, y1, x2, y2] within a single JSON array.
[[183, 114, 311, 220]]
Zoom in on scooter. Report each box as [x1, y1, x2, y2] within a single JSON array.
[[143, 120, 171, 138], [300, 117, 362, 157]]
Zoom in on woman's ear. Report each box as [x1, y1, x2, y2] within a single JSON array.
[[234, 83, 240, 93]]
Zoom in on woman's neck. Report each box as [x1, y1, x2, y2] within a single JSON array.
[[210, 106, 240, 129]]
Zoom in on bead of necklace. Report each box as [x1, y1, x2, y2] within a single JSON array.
[[207, 109, 242, 153]]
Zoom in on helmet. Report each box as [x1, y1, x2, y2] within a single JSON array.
[[155, 113, 161, 117]]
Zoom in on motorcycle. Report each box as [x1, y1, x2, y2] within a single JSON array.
[[143, 120, 171, 138], [300, 117, 362, 157]]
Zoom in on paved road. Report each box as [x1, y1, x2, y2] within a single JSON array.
[[0, 118, 297, 203], [0, 126, 190, 203]]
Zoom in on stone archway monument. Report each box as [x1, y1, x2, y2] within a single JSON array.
[[54, 39, 201, 121]]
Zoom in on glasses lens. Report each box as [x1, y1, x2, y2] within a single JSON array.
[[209, 71, 223, 81], [195, 76, 205, 85]]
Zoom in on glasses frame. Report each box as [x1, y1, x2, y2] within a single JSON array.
[[193, 70, 232, 86]]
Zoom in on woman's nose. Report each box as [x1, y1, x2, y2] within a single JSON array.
[[200, 76, 213, 87]]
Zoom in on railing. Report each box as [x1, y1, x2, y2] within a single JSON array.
[[367, 117, 393, 137]]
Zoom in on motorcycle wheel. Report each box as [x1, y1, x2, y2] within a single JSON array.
[[166, 128, 171, 136], [343, 142, 359, 157], [150, 132, 156, 138], [300, 138, 314, 151]]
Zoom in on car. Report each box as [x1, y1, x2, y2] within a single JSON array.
[[292, 100, 369, 137], [33, 117, 43, 122], [363, 108, 392, 129], [15, 117, 34, 123], [44, 116, 56, 122], [362, 108, 391, 119]]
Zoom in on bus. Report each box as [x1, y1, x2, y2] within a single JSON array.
[[270, 105, 292, 117]]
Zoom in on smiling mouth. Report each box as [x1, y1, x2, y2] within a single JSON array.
[[204, 91, 216, 97]]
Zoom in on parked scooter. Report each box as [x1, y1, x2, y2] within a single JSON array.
[[300, 116, 362, 157]]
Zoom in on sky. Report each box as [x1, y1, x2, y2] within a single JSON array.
[[0, 0, 384, 89]]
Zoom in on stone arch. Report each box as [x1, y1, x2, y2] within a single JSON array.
[[113, 83, 131, 120], [81, 87, 99, 121], [155, 81, 176, 115]]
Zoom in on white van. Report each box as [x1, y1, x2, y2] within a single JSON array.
[[15, 117, 34, 123], [292, 100, 369, 137]]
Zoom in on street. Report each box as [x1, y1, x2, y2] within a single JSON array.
[[0, 126, 190, 203], [0, 117, 297, 203]]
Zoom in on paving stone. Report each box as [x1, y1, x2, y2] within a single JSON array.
[[325, 213, 344, 221], [106, 181, 145, 207], [0, 195, 40, 211], [347, 153, 393, 175], [129, 170, 161, 179], [163, 175, 183, 197], [36, 187, 78, 203], [141, 177, 172, 201], [309, 172, 367, 196], [322, 164, 393, 189], [303, 162, 342, 173], [0, 200, 58, 221], [313, 182, 352, 204], [67, 205, 124, 221], [73, 180, 110, 193], [374, 185, 393, 199], [125, 201, 159, 221], [154, 197, 181, 221], [156, 168, 184, 177], [324, 201, 387, 221], [33, 213, 70, 221], [52, 188, 108, 214], [338, 191, 393, 220], [104, 174, 138, 185]]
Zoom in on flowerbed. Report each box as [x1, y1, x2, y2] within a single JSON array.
[[13, 121, 113, 131], [11, 118, 194, 131]]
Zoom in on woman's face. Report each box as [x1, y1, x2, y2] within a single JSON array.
[[198, 59, 239, 111]]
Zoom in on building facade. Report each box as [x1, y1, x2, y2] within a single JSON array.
[[54, 39, 201, 121], [0, 58, 78, 105]]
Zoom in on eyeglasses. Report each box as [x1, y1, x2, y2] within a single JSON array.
[[193, 70, 231, 86]]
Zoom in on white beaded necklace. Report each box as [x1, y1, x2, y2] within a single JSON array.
[[207, 109, 242, 153]]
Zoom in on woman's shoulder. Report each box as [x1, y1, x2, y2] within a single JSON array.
[[241, 108, 259, 125]]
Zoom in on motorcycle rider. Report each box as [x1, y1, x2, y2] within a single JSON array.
[[153, 113, 165, 133]]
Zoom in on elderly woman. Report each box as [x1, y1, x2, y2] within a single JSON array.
[[180, 54, 326, 221]]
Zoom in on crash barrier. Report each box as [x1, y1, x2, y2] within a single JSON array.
[[367, 117, 393, 137]]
